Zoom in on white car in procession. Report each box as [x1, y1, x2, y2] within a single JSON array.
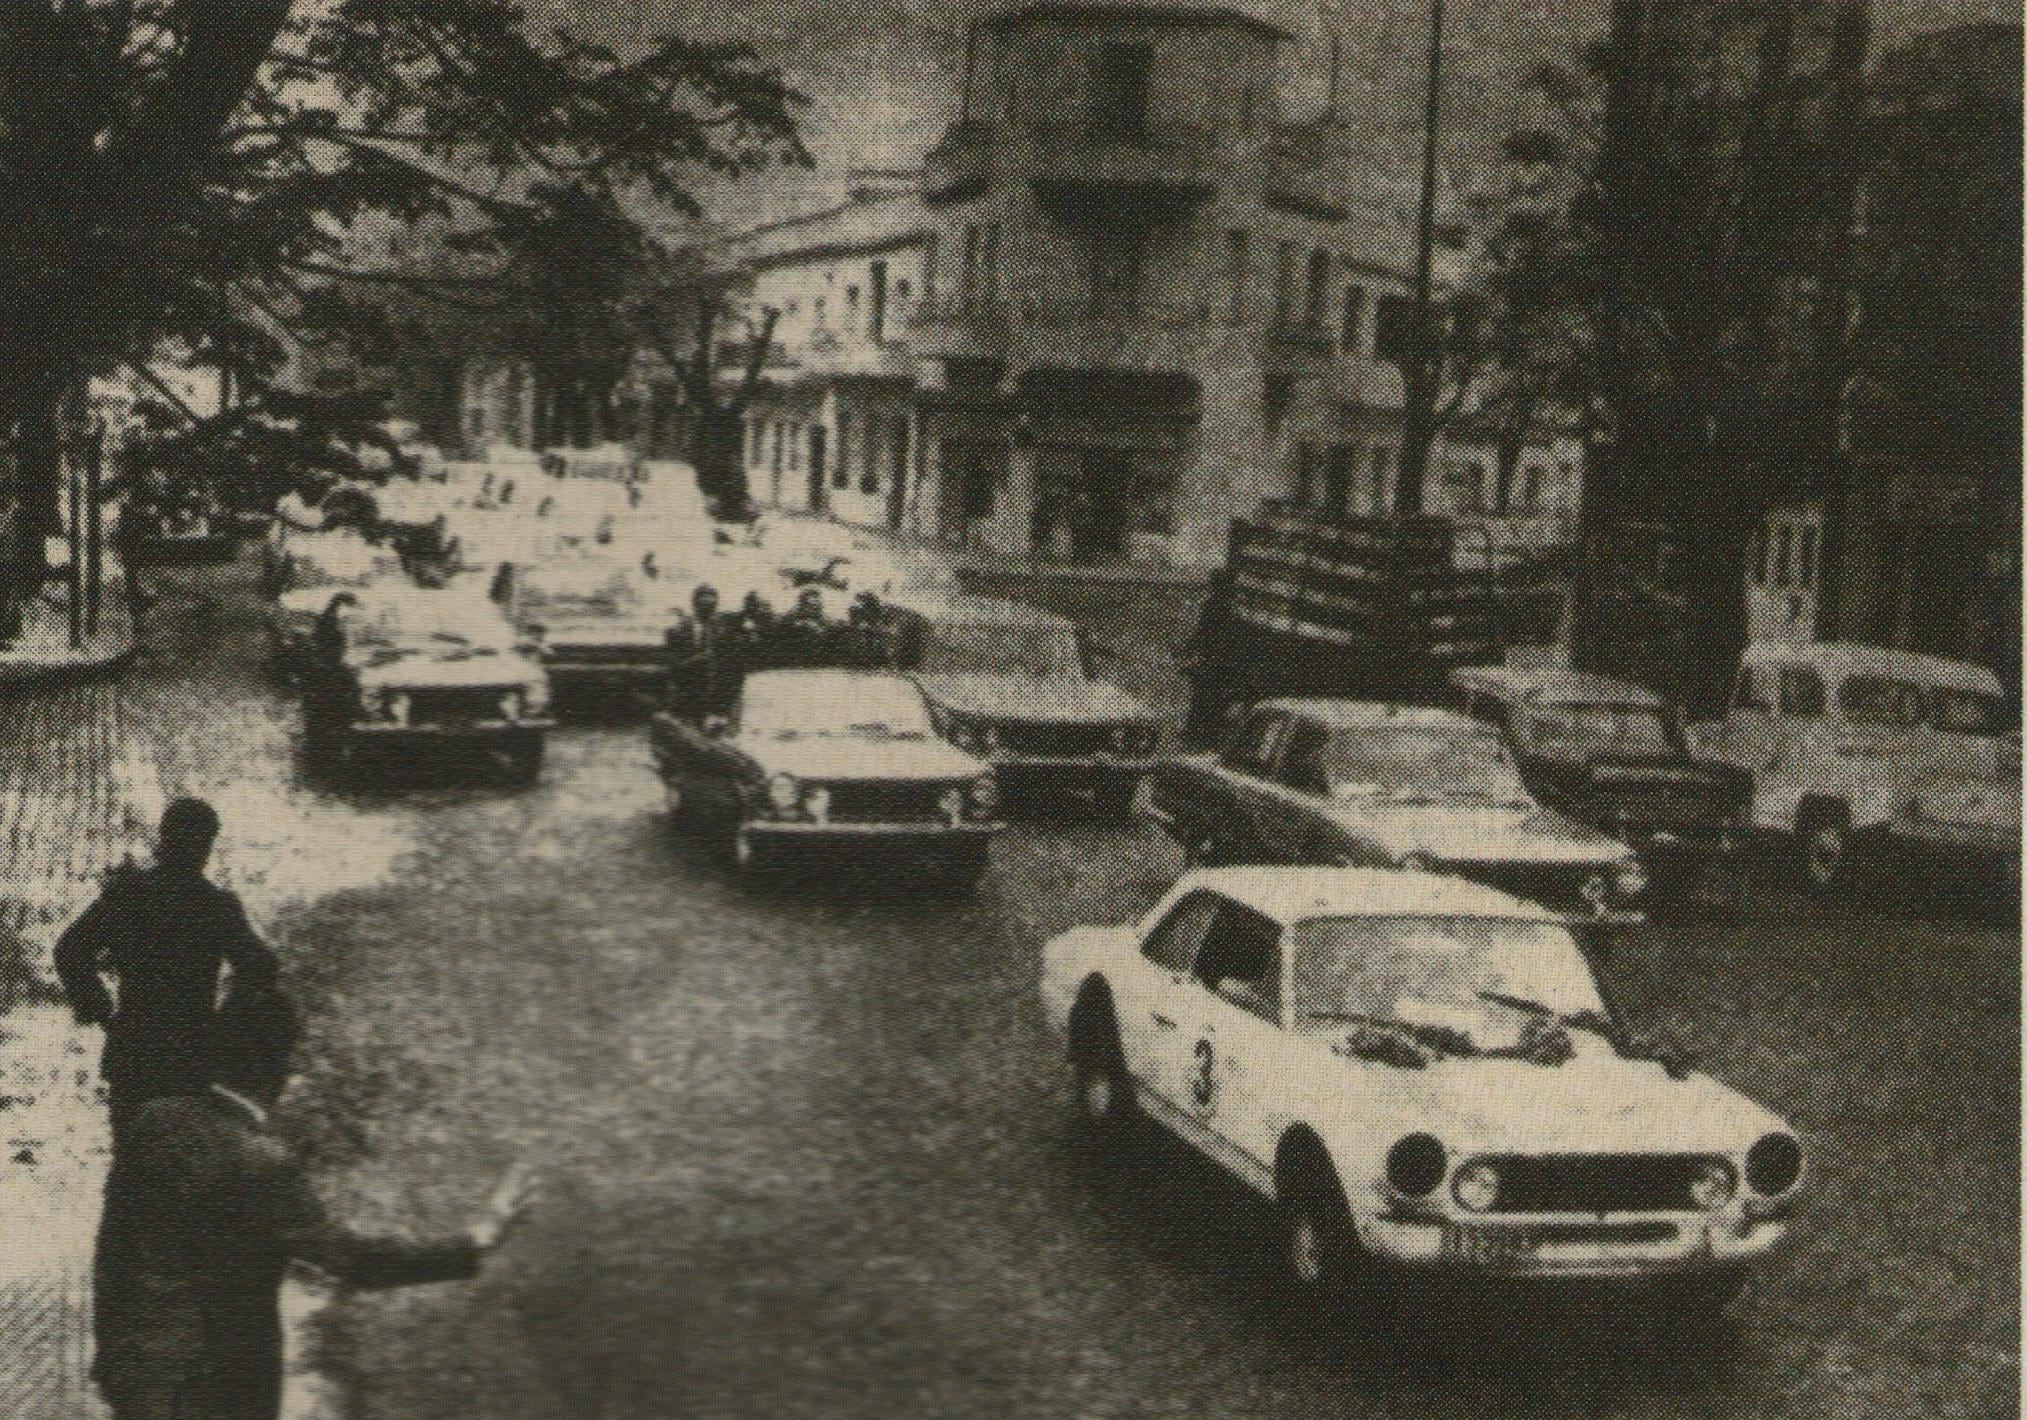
[[1039, 867, 1805, 1318]]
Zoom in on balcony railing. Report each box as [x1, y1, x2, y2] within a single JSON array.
[[911, 294, 1225, 371], [922, 119, 1224, 210]]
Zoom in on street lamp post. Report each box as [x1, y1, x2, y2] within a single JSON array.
[[1394, 0, 1445, 516]]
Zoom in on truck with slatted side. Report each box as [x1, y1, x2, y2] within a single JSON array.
[[1179, 502, 1568, 744]]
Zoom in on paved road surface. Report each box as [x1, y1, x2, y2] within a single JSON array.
[[5, 556, 2017, 1420]]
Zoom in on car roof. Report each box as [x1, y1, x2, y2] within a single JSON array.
[[884, 591, 1075, 630], [1741, 640, 2002, 695], [1449, 665, 1665, 709], [1168, 866, 1563, 927], [1257, 699, 1482, 732]]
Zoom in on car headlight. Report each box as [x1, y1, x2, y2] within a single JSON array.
[[1613, 858, 1649, 900], [1745, 1133, 1803, 1196], [978, 724, 1001, 754], [948, 720, 978, 753], [1687, 1159, 1737, 1210], [968, 774, 999, 818], [1110, 725, 1133, 753], [803, 785, 831, 824], [1386, 1133, 1447, 1197], [499, 689, 524, 721], [767, 772, 801, 814], [1134, 725, 1160, 756], [381, 690, 411, 725], [1580, 872, 1610, 908], [1452, 1159, 1500, 1213]]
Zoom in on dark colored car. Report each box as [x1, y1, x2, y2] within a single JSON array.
[[300, 587, 552, 784], [1147, 699, 1648, 923], [649, 667, 1003, 884], [883, 593, 1161, 818], [1449, 667, 1752, 905]]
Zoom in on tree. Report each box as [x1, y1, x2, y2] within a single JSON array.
[[0, 2, 809, 578], [1493, 1, 1872, 709]]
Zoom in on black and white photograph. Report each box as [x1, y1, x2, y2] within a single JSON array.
[[0, 1, 2017, 1417]]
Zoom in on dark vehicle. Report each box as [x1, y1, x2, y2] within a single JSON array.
[[884, 593, 1160, 818], [1449, 666, 1751, 905], [650, 667, 1003, 883], [301, 587, 552, 783], [1147, 699, 1648, 923]]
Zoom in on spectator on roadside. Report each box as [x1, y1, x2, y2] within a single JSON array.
[[92, 982, 536, 1420], [780, 587, 828, 638], [273, 477, 329, 534], [55, 798, 280, 1140], [738, 590, 776, 639]]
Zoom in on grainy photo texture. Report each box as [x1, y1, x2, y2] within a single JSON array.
[[0, 2, 2017, 1417]]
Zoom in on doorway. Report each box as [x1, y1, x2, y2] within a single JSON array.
[[807, 425, 828, 512], [1072, 449, 1135, 561]]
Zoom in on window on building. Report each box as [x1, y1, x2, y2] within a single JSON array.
[[788, 425, 801, 474], [1374, 294, 1414, 366], [1322, 446, 1355, 513], [869, 260, 889, 344], [1340, 283, 1366, 354], [846, 285, 861, 332], [1272, 242, 1295, 330], [834, 414, 853, 489], [1370, 446, 1393, 512], [1734, 666, 1771, 711], [1521, 465, 1544, 512], [1304, 249, 1330, 331], [1774, 525, 1794, 588], [1292, 442, 1316, 506], [1798, 525, 1819, 587], [1091, 228, 1144, 315], [1093, 42, 1152, 137], [860, 418, 881, 495], [1226, 230, 1250, 321]]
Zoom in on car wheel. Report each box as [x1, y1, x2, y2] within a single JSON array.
[[1068, 994, 1136, 1135], [1796, 803, 1850, 893], [1278, 1159, 1371, 1301]]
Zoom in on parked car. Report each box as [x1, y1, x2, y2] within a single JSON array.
[[300, 586, 551, 783], [502, 555, 684, 708], [265, 528, 406, 673], [1040, 865, 1804, 1317], [1448, 667, 1752, 907], [649, 667, 1003, 883], [883, 593, 1161, 818], [1147, 700, 1648, 922], [1697, 641, 2021, 891]]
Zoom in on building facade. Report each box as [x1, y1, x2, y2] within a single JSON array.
[[733, 1, 1580, 572]]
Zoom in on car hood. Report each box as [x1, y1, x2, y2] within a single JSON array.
[[1319, 1042, 1783, 1155], [356, 650, 543, 690], [913, 673, 1153, 723], [1322, 799, 1631, 866], [740, 734, 988, 783]]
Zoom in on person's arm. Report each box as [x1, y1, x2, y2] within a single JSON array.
[[215, 890, 280, 991], [252, 1140, 483, 1290], [54, 886, 120, 1025]]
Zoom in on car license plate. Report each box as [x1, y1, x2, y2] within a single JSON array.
[[1442, 1224, 1536, 1267]]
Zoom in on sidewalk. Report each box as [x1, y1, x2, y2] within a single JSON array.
[[0, 583, 336, 1420], [0, 569, 137, 686]]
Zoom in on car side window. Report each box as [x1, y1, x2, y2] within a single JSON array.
[[1778, 667, 1826, 719], [1192, 903, 1283, 1025], [1735, 666, 1772, 713], [1277, 721, 1330, 794], [1221, 711, 1289, 779], [1141, 892, 1221, 973]]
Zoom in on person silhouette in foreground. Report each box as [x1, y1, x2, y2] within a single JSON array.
[[92, 982, 537, 1420], [57, 798, 279, 1140]]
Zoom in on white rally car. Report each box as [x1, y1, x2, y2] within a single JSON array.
[[1039, 867, 1804, 1316]]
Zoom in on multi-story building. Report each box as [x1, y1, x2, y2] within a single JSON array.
[[733, 0, 1580, 572]]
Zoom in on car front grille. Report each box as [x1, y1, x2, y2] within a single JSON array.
[[550, 642, 660, 664], [410, 686, 514, 724], [1483, 1155, 1709, 1214], [1456, 861, 1607, 910], [820, 780, 957, 824], [995, 722, 1116, 756]]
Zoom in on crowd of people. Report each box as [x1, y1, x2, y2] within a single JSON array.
[[55, 798, 536, 1420]]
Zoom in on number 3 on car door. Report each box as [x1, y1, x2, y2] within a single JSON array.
[[1192, 1037, 1216, 1112]]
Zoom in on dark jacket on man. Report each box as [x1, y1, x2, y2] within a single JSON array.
[[55, 864, 280, 1117], [93, 1089, 481, 1420]]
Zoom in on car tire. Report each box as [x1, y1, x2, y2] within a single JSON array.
[[1278, 1157, 1372, 1303], [1068, 993, 1137, 1136], [1795, 802, 1851, 893]]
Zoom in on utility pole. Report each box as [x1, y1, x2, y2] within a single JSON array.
[[1394, 0, 1445, 515]]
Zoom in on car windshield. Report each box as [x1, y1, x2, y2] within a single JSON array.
[[741, 676, 935, 740], [1513, 702, 1676, 759], [1290, 916, 1607, 1051], [1839, 675, 1927, 727], [347, 595, 517, 657], [522, 564, 644, 618], [1324, 727, 1532, 806], [1929, 686, 2013, 737], [292, 535, 395, 587], [917, 623, 1084, 679]]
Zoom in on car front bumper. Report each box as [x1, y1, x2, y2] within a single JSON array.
[[1359, 1211, 1790, 1279], [545, 658, 669, 688], [987, 755, 1157, 796], [745, 819, 1003, 851]]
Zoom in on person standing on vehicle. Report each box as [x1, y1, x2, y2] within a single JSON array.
[[92, 983, 537, 1420], [56, 798, 280, 1139]]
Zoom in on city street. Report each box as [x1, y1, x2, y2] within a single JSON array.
[[7, 554, 2018, 1420]]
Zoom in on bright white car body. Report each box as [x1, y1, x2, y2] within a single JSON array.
[[1040, 866, 1804, 1287], [1698, 641, 2019, 888]]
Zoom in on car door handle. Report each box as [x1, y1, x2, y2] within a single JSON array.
[[1151, 1013, 1178, 1030]]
